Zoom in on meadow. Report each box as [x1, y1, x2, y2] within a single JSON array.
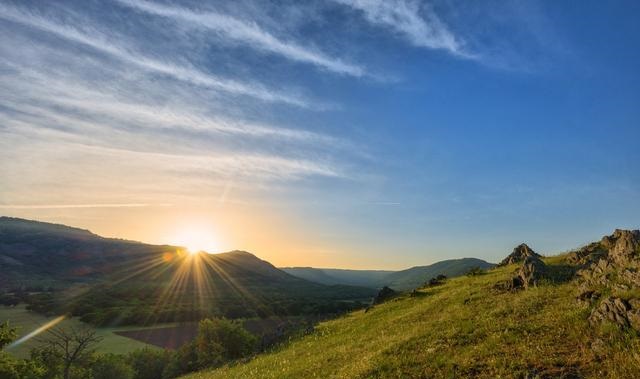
[[183, 256, 640, 379]]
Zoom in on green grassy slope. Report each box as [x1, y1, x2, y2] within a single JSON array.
[[183, 255, 640, 379]]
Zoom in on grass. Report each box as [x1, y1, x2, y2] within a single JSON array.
[[0, 305, 161, 358], [183, 256, 640, 379]]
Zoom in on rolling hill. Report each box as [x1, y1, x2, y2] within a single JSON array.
[[183, 229, 640, 379], [0, 217, 376, 325], [383, 258, 495, 290], [282, 258, 494, 290]]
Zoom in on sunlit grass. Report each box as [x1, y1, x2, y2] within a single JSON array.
[[182, 256, 640, 379]]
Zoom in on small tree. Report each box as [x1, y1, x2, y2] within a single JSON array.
[[0, 321, 17, 349], [39, 326, 102, 379], [0, 322, 19, 379], [195, 318, 256, 368]]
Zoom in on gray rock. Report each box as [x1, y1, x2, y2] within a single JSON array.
[[496, 255, 547, 291], [498, 243, 541, 266], [517, 255, 547, 289], [589, 297, 631, 328]]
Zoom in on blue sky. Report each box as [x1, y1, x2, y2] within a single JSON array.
[[0, 0, 638, 268]]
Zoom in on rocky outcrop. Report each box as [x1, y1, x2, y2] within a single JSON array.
[[571, 229, 640, 268], [498, 243, 541, 266], [495, 246, 547, 291], [503, 255, 547, 290], [566, 242, 607, 266], [576, 229, 640, 291], [573, 229, 640, 331], [588, 297, 640, 330], [517, 255, 547, 289]]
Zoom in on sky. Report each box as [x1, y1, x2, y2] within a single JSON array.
[[0, 0, 639, 269]]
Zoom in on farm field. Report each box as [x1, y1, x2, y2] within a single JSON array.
[[0, 305, 161, 358]]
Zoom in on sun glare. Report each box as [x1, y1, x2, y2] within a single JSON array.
[[170, 225, 220, 254]]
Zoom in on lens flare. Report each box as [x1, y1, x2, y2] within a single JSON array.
[[6, 315, 66, 349]]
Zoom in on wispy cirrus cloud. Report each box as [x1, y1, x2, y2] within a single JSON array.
[[116, 0, 367, 77], [334, 0, 473, 59], [0, 3, 318, 108], [0, 68, 335, 144]]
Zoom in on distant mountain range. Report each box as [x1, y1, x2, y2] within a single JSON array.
[[0, 217, 375, 325], [282, 258, 494, 290]]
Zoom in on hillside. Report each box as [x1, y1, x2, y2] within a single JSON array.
[[0, 216, 177, 289], [283, 258, 494, 290], [0, 217, 376, 325], [384, 257, 495, 290], [183, 230, 640, 379]]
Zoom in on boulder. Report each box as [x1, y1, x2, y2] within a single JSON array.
[[498, 243, 541, 266]]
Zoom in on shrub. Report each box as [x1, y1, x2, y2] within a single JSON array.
[[195, 318, 257, 368], [466, 267, 485, 276]]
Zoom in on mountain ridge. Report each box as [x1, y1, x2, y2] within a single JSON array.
[[0, 217, 376, 325]]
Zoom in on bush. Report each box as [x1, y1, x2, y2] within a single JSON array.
[[466, 267, 485, 277], [195, 318, 257, 368], [0, 321, 17, 349], [161, 342, 198, 379]]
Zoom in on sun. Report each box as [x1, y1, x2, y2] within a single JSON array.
[[170, 224, 220, 254]]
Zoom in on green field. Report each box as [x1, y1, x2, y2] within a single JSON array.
[[182, 255, 640, 379], [0, 305, 161, 358]]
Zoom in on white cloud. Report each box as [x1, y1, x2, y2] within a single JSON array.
[[334, 0, 472, 58], [0, 4, 316, 108], [0, 1, 359, 209], [0, 68, 335, 144], [116, 0, 367, 77]]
